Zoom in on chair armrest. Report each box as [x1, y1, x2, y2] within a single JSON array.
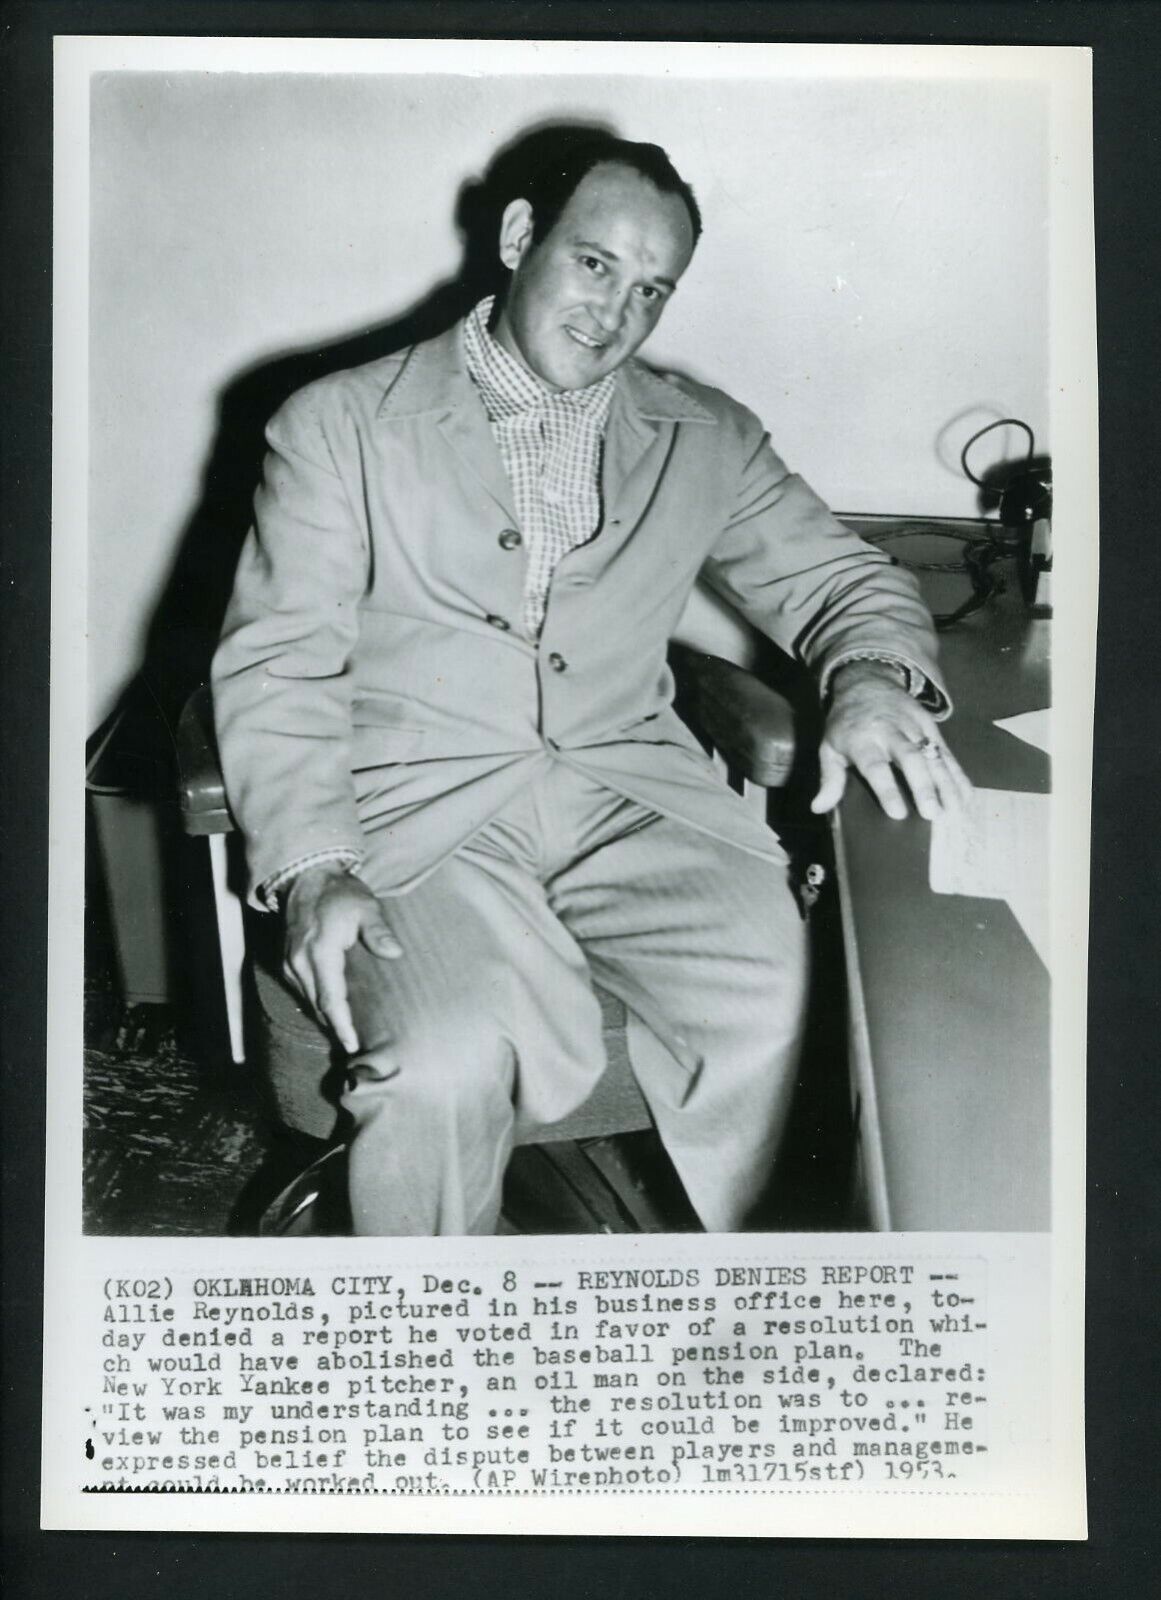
[[176, 684, 234, 835], [676, 650, 797, 788]]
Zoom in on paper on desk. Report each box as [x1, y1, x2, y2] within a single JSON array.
[[929, 786, 1050, 969], [994, 708, 1050, 756]]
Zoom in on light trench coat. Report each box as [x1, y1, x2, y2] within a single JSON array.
[[212, 323, 946, 905]]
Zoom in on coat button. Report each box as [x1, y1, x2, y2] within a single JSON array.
[[548, 652, 568, 672], [498, 528, 522, 550], [486, 613, 511, 631]]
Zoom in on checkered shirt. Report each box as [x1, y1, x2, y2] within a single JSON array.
[[463, 296, 616, 638]]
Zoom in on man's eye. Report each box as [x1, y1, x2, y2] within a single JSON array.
[[638, 285, 661, 302], [580, 256, 606, 275]]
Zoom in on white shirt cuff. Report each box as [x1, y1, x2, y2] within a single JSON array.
[[258, 848, 363, 912]]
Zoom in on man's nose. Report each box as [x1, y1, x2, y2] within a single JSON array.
[[588, 281, 630, 334]]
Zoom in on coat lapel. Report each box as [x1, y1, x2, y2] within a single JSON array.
[[601, 392, 660, 522], [436, 406, 517, 522], [603, 360, 717, 531], [376, 325, 516, 521]]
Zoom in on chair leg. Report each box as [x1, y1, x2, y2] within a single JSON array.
[[208, 832, 247, 1065]]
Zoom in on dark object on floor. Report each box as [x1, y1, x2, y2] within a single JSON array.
[[253, 1142, 352, 1236]]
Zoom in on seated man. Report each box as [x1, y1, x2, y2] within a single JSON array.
[[212, 134, 968, 1235]]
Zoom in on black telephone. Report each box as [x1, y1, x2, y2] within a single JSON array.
[[964, 419, 1053, 614]]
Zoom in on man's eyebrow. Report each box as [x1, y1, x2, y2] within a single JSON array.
[[573, 239, 677, 291], [573, 238, 618, 261]]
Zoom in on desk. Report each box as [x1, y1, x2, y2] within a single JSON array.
[[835, 521, 1051, 1231]]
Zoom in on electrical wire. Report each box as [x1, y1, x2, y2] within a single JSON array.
[[864, 524, 1019, 630], [959, 418, 1035, 487], [858, 414, 1041, 629]]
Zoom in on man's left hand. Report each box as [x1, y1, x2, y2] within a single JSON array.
[[811, 661, 972, 821]]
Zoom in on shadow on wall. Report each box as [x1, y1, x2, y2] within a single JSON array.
[[128, 115, 619, 737]]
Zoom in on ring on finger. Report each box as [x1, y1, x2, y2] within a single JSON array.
[[915, 736, 944, 762]]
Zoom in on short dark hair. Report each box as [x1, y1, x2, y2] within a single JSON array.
[[522, 134, 702, 248]]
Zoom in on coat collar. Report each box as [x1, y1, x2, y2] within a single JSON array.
[[375, 322, 717, 427], [375, 321, 715, 527]]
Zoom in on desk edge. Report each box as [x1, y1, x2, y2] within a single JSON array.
[[832, 809, 892, 1232]]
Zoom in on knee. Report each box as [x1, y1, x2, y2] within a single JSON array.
[[344, 1006, 511, 1113]]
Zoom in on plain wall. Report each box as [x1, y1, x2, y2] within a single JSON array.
[[89, 70, 1048, 729]]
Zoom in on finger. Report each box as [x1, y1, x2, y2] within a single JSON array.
[[855, 755, 909, 821], [358, 908, 403, 960], [935, 742, 974, 806], [307, 929, 360, 1049], [284, 952, 317, 1013], [900, 734, 972, 813], [896, 748, 942, 821], [922, 748, 970, 813], [314, 960, 359, 1055], [811, 741, 849, 814], [321, 992, 359, 1056]]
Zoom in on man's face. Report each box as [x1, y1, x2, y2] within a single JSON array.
[[494, 162, 696, 390]]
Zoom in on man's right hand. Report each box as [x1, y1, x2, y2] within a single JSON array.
[[283, 864, 402, 1054]]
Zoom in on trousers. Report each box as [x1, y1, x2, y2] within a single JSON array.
[[340, 756, 808, 1234]]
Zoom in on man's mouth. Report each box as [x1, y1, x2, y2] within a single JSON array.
[[564, 325, 607, 351]]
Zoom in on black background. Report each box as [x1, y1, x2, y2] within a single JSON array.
[[3, 2, 1158, 1594]]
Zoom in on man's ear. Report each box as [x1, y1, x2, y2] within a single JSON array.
[[498, 198, 535, 271]]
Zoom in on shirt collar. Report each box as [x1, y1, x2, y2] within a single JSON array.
[[462, 296, 617, 425]]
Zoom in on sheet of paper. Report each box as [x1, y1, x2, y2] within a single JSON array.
[[994, 708, 1051, 756], [930, 786, 1050, 967]]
